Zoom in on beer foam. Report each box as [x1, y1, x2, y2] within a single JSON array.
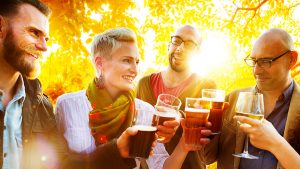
[[155, 106, 178, 117], [185, 108, 210, 113], [154, 111, 178, 118], [202, 97, 225, 102], [133, 125, 157, 131], [155, 105, 177, 112]]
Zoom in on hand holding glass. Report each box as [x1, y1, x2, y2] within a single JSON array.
[[232, 92, 264, 159], [129, 108, 157, 159], [153, 94, 181, 141], [184, 98, 210, 147]]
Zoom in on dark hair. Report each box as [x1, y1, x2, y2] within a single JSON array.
[[0, 0, 51, 18]]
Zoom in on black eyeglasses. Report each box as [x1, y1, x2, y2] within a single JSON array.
[[170, 36, 198, 49], [244, 50, 291, 68]]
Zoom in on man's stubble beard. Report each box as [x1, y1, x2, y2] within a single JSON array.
[[3, 29, 40, 79], [169, 53, 188, 73]]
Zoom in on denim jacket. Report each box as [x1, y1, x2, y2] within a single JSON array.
[[20, 77, 64, 169]]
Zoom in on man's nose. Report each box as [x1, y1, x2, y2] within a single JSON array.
[[35, 37, 48, 52], [253, 63, 264, 74], [176, 42, 185, 52]]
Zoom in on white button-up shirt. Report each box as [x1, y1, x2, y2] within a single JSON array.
[[55, 90, 169, 169]]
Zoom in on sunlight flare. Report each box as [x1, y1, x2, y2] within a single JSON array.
[[137, 29, 159, 80], [190, 31, 231, 76], [43, 43, 60, 62], [80, 30, 92, 51], [293, 5, 300, 21], [127, 0, 149, 28]]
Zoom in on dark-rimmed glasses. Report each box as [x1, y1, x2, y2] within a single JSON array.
[[170, 36, 198, 49], [244, 50, 291, 68]]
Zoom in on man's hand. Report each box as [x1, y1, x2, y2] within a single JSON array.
[[234, 116, 282, 152], [157, 119, 180, 143]]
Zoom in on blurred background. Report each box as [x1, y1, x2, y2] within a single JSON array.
[[40, 0, 300, 168], [40, 0, 300, 104]]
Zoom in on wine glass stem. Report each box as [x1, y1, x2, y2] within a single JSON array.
[[243, 135, 249, 154]]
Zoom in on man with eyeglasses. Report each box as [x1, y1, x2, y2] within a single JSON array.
[[244, 50, 291, 69], [201, 28, 300, 169], [136, 25, 216, 169]]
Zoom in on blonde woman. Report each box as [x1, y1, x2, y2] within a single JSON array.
[[56, 28, 176, 169]]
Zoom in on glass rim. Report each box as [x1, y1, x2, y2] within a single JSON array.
[[202, 89, 225, 102], [185, 97, 211, 110], [158, 93, 180, 99], [157, 93, 182, 107]]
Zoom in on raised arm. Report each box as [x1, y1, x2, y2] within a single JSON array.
[[163, 119, 211, 169]]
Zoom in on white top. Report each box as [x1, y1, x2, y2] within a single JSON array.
[[55, 90, 169, 169]]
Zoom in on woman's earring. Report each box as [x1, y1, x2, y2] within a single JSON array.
[[95, 71, 105, 89]]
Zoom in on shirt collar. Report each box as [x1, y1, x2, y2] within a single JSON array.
[[279, 81, 294, 101], [255, 81, 294, 101], [13, 74, 26, 102], [0, 75, 26, 112]]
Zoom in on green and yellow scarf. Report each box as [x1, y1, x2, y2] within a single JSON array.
[[86, 78, 136, 145]]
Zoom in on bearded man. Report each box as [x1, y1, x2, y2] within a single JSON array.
[[136, 25, 216, 169]]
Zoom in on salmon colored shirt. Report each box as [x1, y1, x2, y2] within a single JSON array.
[[150, 72, 195, 99]]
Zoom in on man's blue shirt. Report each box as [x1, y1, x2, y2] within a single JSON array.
[[0, 75, 25, 169], [239, 81, 294, 169]]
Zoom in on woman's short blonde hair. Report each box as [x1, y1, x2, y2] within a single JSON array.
[[90, 28, 137, 60]]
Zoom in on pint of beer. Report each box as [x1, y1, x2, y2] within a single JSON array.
[[129, 125, 157, 158], [202, 89, 225, 135], [152, 106, 179, 125], [129, 107, 157, 158], [184, 98, 210, 147], [153, 94, 181, 141]]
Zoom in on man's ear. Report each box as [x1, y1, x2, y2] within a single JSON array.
[[0, 16, 8, 39], [289, 51, 298, 69]]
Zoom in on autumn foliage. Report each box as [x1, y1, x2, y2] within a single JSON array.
[[38, 1, 300, 168], [40, 0, 300, 104]]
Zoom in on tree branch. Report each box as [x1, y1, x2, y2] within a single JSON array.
[[291, 70, 300, 77], [292, 62, 300, 70], [230, 0, 268, 23], [288, 2, 300, 9], [245, 10, 258, 27], [291, 61, 300, 78]]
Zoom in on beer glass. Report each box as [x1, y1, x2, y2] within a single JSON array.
[[129, 107, 157, 159], [184, 98, 210, 147], [153, 94, 181, 141], [202, 89, 225, 135], [232, 92, 264, 159]]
